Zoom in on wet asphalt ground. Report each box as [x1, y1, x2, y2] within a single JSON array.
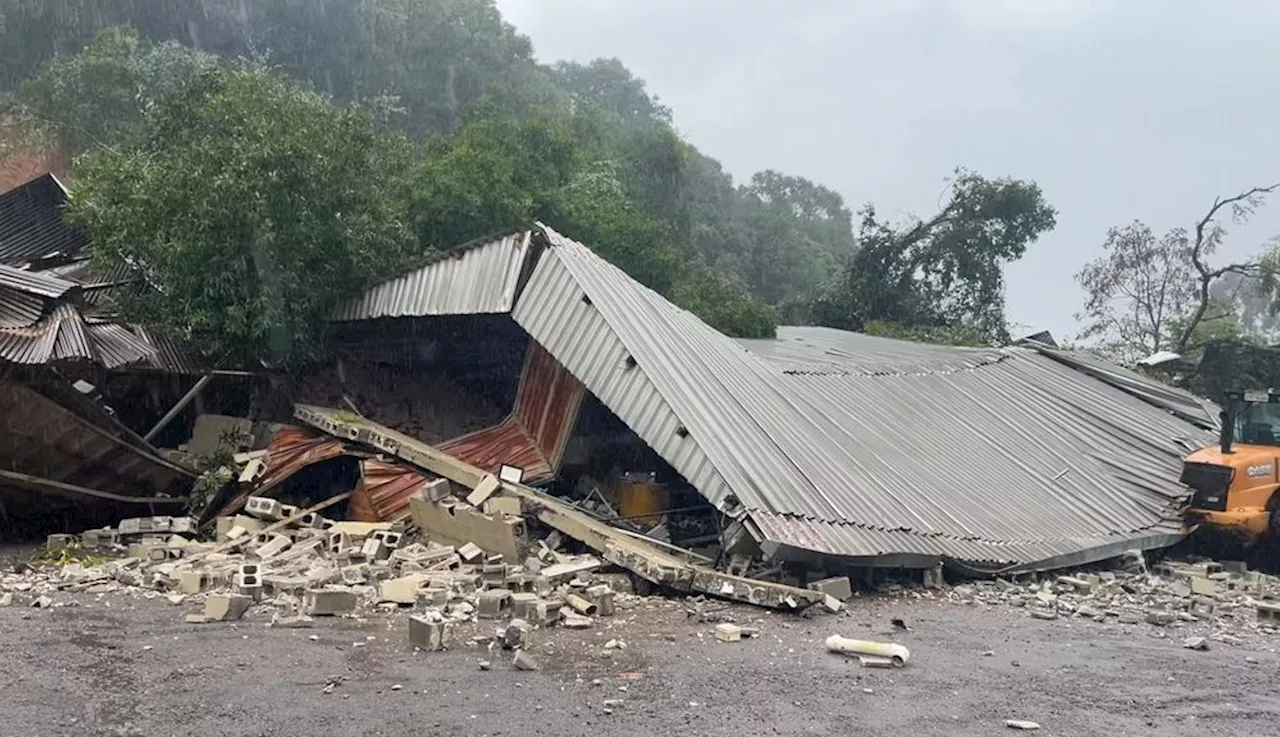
[[2, 586, 1278, 737]]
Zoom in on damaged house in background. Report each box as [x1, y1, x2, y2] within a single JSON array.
[[0, 169, 1222, 597]]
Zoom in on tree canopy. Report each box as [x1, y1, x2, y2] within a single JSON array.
[[808, 169, 1057, 345], [1, 1, 1057, 361], [67, 61, 416, 365]]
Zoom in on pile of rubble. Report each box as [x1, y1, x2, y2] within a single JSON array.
[[7, 496, 638, 668], [927, 556, 1280, 640]]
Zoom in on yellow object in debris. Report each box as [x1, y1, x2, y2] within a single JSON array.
[[617, 477, 665, 527]]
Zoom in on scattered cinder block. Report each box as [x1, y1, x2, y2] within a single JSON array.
[[379, 575, 429, 605], [586, 585, 616, 617], [502, 618, 534, 650], [510, 592, 541, 620], [204, 594, 252, 621], [416, 587, 449, 610], [304, 588, 359, 616], [421, 478, 452, 503], [408, 614, 453, 651], [715, 623, 743, 642], [457, 542, 484, 563], [278, 503, 300, 521], [477, 589, 512, 619], [1257, 601, 1280, 623], [340, 564, 370, 586], [45, 534, 76, 550], [512, 650, 539, 671], [361, 537, 389, 561], [1190, 576, 1218, 597], [177, 571, 206, 594], [245, 496, 284, 521], [253, 534, 292, 560]]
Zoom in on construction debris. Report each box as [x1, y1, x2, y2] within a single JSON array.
[[825, 635, 911, 667]]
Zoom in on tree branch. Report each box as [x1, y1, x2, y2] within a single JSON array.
[[1174, 182, 1280, 352]]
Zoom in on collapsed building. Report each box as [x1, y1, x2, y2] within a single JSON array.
[[0, 169, 1221, 581]]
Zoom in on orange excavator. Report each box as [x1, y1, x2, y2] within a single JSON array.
[[1183, 389, 1280, 542]]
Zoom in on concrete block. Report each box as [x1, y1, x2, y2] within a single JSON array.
[[502, 618, 534, 650], [458, 542, 484, 563], [1056, 575, 1094, 594], [482, 563, 507, 586], [416, 587, 449, 610], [253, 533, 292, 559], [361, 537, 389, 561], [477, 589, 512, 619], [46, 533, 77, 551], [329, 532, 354, 556], [81, 528, 121, 549], [466, 474, 502, 507], [340, 564, 370, 585], [715, 623, 743, 642], [512, 650, 539, 671], [304, 588, 359, 616], [1257, 601, 1280, 623], [245, 496, 284, 521], [408, 614, 453, 651], [586, 585, 616, 616], [1190, 576, 1218, 597], [278, 503, 300, 521], [422, 478, 452, 502], [808, 576, 853, 601], [118, 518, 143, 535], [379, 575, 429, 605], [922, 564, 944, 589], [510, 592, 541, 620], [170, 517, 195, 534], [204, 594, 252, 621], [177, 571, 206, 594]]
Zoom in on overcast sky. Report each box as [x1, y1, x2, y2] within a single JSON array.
[[495, 0, 1280, 339]]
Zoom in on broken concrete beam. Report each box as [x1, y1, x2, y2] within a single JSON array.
[[408, 614, 453, 651], [465, 473, 501, 508], [540, 556, 602, 582], [304, 588, 359, 616], [808, 576, 853, 601], [204, 594, 252, 622], [1056, 575, 1094, 593], [485, 496, 522, 518], [245, 496, 285, 521]]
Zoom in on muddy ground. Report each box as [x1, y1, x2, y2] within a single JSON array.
[[3, 586, 1278, 737]]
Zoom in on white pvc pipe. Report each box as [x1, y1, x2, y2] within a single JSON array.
[[825, 635, 911, 667]]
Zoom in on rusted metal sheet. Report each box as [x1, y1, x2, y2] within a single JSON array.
[[513, 341, 584, 470], [348, 459, 429, 523], [0, 381, 193, 507], [439, 416, 552, 483], [215, 426, 354, 517]]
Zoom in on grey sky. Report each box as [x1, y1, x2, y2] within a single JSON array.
[[495, 0, 1280, 340]]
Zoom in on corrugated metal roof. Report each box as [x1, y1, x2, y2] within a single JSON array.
[[334, 231, 533, 321], [0, 262, 78, 298], [0, 173, 88, 265], [0, 303, 155, 368], [512, 225, 1216, 571], [0, 380, 194, 504], [1030, 344, 1221, 430], [0, 285, 44, 328], [739, 325, 1005, 375]]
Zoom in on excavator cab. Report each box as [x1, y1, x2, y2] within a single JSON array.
[[1183, 389, 1280, 541]]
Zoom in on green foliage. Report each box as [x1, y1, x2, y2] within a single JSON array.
[[811, 168, 1056, 345], [860, 320, 988, 347], [670, 269, 776, 339], [67, 66, 415, 365], [16, 27, 218, 155]]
